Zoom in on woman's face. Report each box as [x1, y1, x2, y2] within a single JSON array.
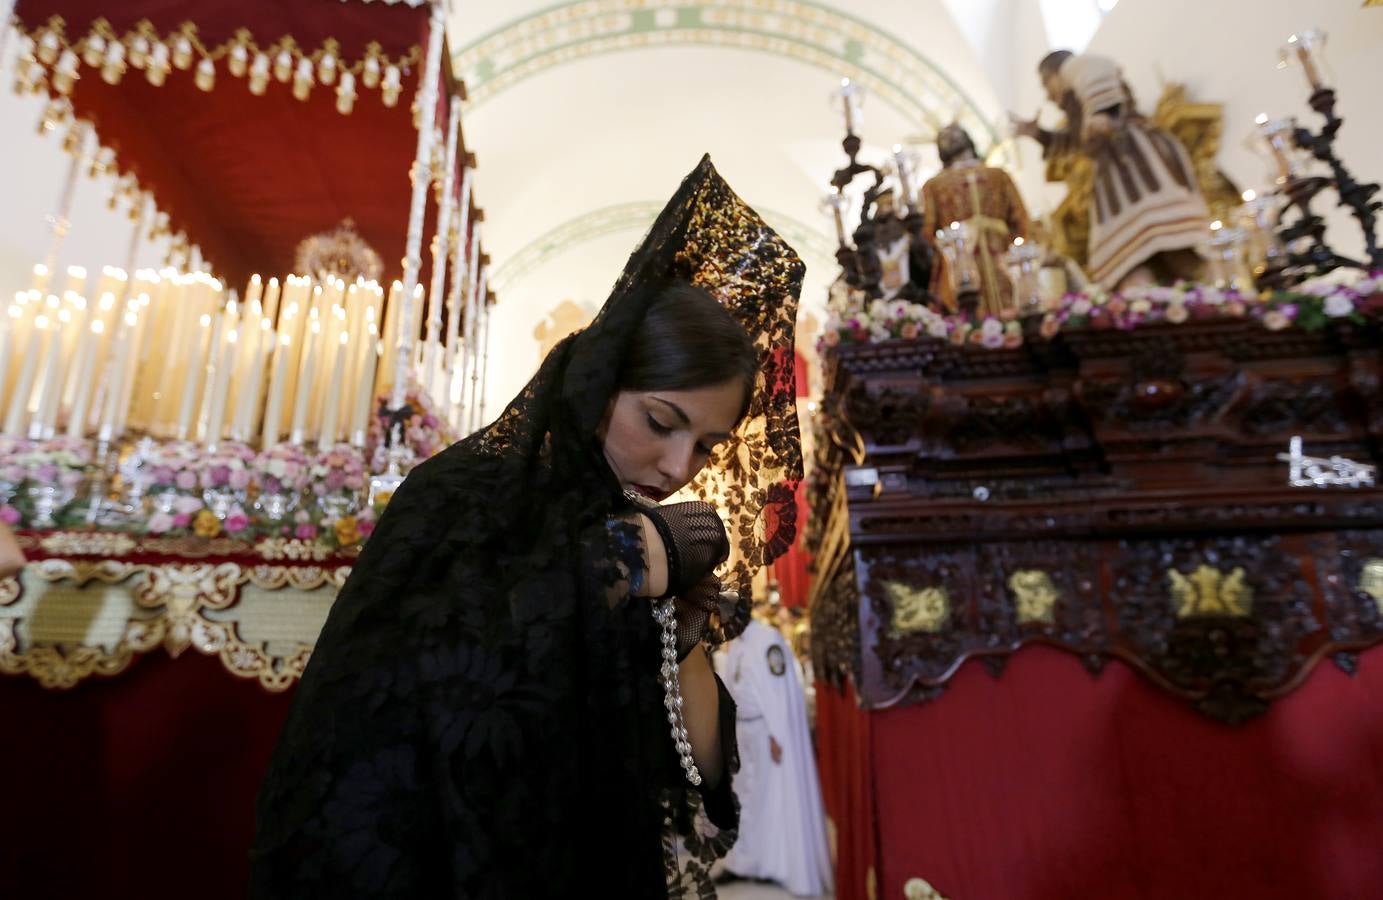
[[599, 379, 745, 502]]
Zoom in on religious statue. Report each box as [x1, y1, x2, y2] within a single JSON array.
[[850, 188, 934, 303], [920, 124, 1031, 317], [1012, 51, 1210, 290]]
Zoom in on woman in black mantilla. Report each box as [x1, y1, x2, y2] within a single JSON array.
[[250, 156, 805, 898]]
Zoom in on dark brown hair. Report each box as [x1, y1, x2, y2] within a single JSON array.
[[619, 283, 757, 418], [1039, 50, 1074, 78]]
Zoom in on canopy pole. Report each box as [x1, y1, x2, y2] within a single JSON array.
[[390, 0, 447, 410], [424, 95, 461, 403], [43, 122, 90, 279], [464, 261, 487, 433], [475, 294, 492, 430]]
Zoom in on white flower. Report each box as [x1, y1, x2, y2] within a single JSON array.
[[925, 317, 949, 338], [868, 299, 889, 319], [888, 300, 911, 320], [267, 458, 287, 478], [869, 324, 892, 343], [1199, 286, 1225, 305], [1324, 293, 1355, 317], [1069, 299, 1092, 316], [980, 318, 1004, 338], [1355, 278, 1378, 295], [1129, 298, 1153, 315]]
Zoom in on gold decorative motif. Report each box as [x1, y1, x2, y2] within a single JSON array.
[[38, 531, 137, 557], [1168, 565, 1253, 618], [254, 537, 339, 562], [1, 561, 333, 691], [904, 878, 951, 900], [886, 581, 950, 634], [133, 563, 241, 657], [532, 299, 595, 359], [293, 219, 384, 283], [1008, 569, 1059, 624], [1359, 559, 1383, 614], [244, 564, 351, 591], [30, 557, 142, 586]]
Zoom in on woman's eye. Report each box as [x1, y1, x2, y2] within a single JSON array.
[[645, 414, 673, 436]]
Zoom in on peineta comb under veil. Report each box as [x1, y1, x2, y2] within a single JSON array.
[[251, 155, 805, 898]]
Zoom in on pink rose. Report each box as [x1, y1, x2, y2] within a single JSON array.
[[228, 469, 251, 490], [1164, 303, 1189, 324], [171, 513, 191, 528], [357, 518, 375, 538], [822, 330, 841, 347], [173, 495, 204, 515], [147, 512, 175, 534], [345, 474, 365, 490], [294, 523, 319, 540], [225, 510, 251, 533], [1224, 300, 1247, 317], [175, 470, 198, 491], [1263, 310, 1291, 331], [0, 505, 19, 525]]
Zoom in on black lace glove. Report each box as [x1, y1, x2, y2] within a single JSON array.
[[673, 575, 750, 661], [633, 498, 729, 599]]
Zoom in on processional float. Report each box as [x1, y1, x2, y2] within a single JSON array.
[[1, 0, 495, 546]]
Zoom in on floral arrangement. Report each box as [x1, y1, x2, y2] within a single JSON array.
[[143, 440, 205, 494], [821, 269, 1383, 353], [365, 384, 456, 473], [255, 443, 311, 496], [0, 436, 92, 527], [198, 441, 257, 492], [308, 443, 367, 501]]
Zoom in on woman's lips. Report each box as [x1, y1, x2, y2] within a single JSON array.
[[633, 484, 669, 502]]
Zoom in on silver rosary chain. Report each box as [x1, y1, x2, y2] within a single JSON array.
[[653, 597, 701, 786]]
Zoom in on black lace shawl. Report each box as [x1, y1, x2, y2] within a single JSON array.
[[250, 156, 805, 899]]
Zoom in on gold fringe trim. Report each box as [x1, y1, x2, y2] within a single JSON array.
[[0, 558, 349, 691]]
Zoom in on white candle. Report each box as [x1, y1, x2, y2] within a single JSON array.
[[377, 279, 402, 400], [112, 296, 147, 437], [30, 309, 66, 438], [99, 306, 140, 441], [231, 299, 265, 439], [262, 276, 282, 328], [203, 328, 238, 448], [350, 337, 380, 447], [64, 319, 104, 438], [178, 312, 216, 440], [261, 331, 293, 448], [289, 313, 322, 445], [4, 315, 45, 435], [318, 331, 350, 451]]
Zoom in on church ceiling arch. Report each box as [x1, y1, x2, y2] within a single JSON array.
[[491, 200, 837, 294], [454, 0, 1001, 156]]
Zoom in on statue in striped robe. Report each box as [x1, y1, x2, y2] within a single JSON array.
[[1013, 50, 1210, 290]]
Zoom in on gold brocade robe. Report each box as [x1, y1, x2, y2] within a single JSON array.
[[921, 162, 1031, 316]]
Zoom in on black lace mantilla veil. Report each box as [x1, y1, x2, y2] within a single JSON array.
[[250, 155, 805, 898]]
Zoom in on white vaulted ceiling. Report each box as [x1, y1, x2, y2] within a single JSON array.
[[446, 0, 1042, 409]]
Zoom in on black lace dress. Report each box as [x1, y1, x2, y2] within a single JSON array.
[[250, 156, 805, 899]]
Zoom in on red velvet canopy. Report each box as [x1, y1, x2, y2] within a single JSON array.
[[16, 0, 464, 290]]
